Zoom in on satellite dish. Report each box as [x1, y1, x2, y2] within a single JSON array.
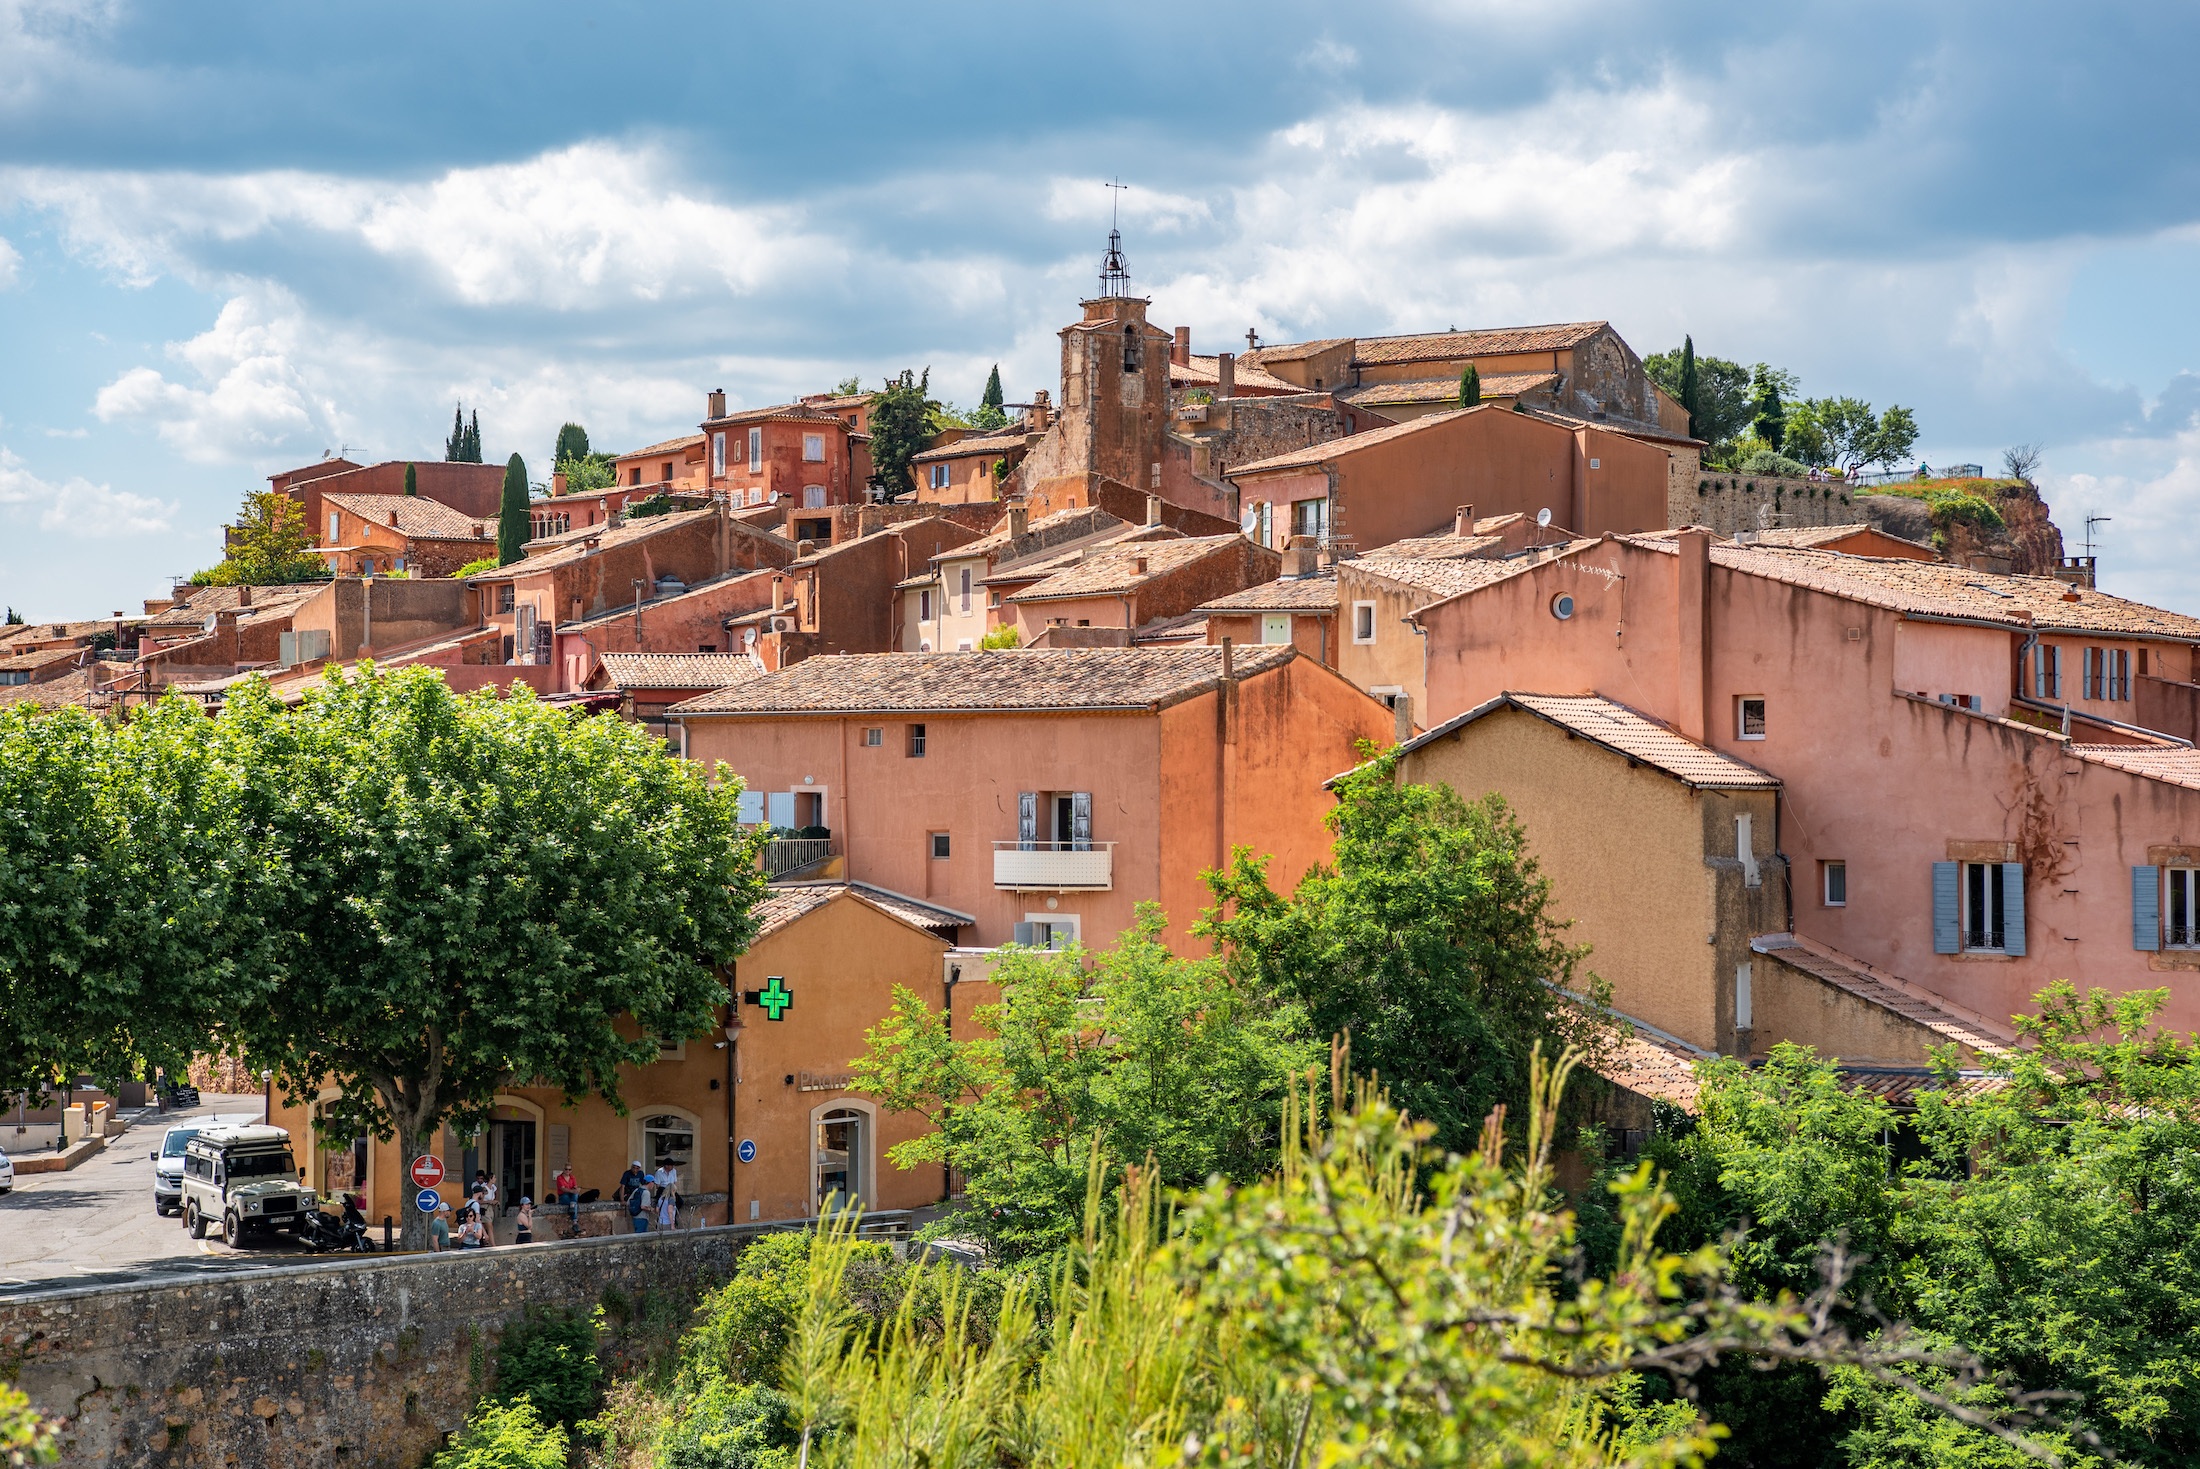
[[1536, 508, 1553, 528]]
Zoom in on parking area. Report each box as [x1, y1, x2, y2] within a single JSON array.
[[0, 1094, 328, 1297]]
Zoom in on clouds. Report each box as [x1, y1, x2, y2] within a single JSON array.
[[0, 445, 173, 535]]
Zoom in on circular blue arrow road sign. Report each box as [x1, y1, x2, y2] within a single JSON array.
[[737, 1139, 757, 1164], [415, 1187, 442, 1213]]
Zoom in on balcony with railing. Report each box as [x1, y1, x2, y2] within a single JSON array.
[[993, 841, 1115, 891], [761, 834, 837, 879]]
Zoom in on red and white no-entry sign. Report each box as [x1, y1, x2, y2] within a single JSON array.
[[409, 1155, 446, 1189]]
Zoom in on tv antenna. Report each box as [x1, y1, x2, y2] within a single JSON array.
[[1099, 178, 1131, 297], [2083, 513, 2111, 561]]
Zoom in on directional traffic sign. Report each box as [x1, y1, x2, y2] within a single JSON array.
[[410, 1155, 445, 1189], [737, 1139, 757, 1164], [414, 1187, 442, 1213]]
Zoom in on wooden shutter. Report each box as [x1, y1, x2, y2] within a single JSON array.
[[548, 1125, 570, 1172], [1932, 862, 1960, 954], [2000, 862, 2026, 957], [1017, 792, 1037, 850], [2134, 865, 2162, 951], [736, 790, 764, 824], [1071, 792, 1093, 851], [1013, 922, 1037, 946]]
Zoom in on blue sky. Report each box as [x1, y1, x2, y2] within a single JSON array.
[[4, 0, 2199, 615]]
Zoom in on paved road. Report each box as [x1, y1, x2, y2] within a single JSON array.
[[0, 1093, 324, 1297]]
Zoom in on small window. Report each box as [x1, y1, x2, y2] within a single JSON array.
[[863, 727, 882, 747], [1550, 593, 1575, 621], [1588, 457, 1601, 470], [497, 585, 516, 614], [1262, 614, 1291, 645], [907, 724, 927, 758], [2167, 867, 2198, 949], [804, 433, 826, 462], [930, 832, 951, 860], [630, 467, 642, 486], [1352, 602, 1377, 644], [918, 590, 934, 622], [1737, 697, 1767, 740], [803, 485, 826, 509], [1963, 861, 2006, 951], [1823, 860, 1847, 907], [698, 643, 717, 653], [747, 427, 763, 472]]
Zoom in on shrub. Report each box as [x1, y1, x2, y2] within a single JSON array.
[[453, 557, 499, 579], [656, 1380, 798, 1469], [979, 625, 1020, 650], [431, 1398, 567, 1469], [491, 1307, 602, 1431], [1924, 488, 2007, 533], [1736, 448, 1811, 478], [677, 1233, 812, 1392]]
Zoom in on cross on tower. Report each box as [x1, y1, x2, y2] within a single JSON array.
[[1246, 328, 1260, 350]]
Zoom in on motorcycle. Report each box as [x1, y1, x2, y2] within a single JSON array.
[[299, 1194, 379, 1253]]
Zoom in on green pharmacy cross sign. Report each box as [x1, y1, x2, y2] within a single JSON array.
[[757, 977, 793, 1020]]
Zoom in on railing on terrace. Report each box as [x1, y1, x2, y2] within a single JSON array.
[[992, 840, 1115, 891], [1850, 464, 1984, 487], [761, 837, 836, 878]]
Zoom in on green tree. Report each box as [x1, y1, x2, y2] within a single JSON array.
[[192, 489, 331, 586], [218, 665, 764, 1248], [447, 403, 484, 463], [1459, 362, 1482, 406], [431, 1398, 567, 1469], [854, 906, 1319, 1261], [491, 1307, 603, 1431], [404, 462, 419, 497], [452, 556, 499, 579], [1867, 404, 1919, 469], [1200, 751, 1608, 1158], [831, 376, 863, 397], [1748, 364, 1794, 452], [497, 452, 529, 565], [554, 423, 591, 467], [556, 455, 615, 497], [1645, 347, 1751, 457], [865, 369, 937, 503], [970, 365, 1008, 431], [2, 608, 21, 625], [1678, 335, 1700, 438]]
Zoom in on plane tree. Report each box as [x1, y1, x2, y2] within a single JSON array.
[[217, 666, 763, 1246]]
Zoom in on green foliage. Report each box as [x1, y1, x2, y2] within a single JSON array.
[[448, 403, 483, 463], [831, 376, 863, 397], [3, 607, 22, 625], [497, 452, 529, 565], [1199, 749, 1609, 1158], [217, 664, 765, 1247], [1922, 488, 2006, 534], [1646, 346, 1751, 452], [1784, 397, 1921, 472], [193, 489, 332, 586], [431, 1398, 568, 1469], [977, 625, 1020, 650], [0, 1381, 55, 1466], [555, 423, 591, 466], [679, 1233, 816, 1392], [1677, 336, 1700, 438], [1748, 363, 1794, 451], [974, 364, 1007, 430], [626, 492, 674, 520], [1460, 362, 1481, 406], [1737, 449, 1813, 478], [0, 699, 259, 1103], [855, 906, 1319, 1261], [658, 1380, 797, 1469], [557, 455, 615, 496], [492, 1307, 603, 1431], [453, 556, 499, 578], [404, 462, 418, 497], [866, 369, 937, 502]]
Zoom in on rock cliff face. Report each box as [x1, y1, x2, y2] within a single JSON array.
[[1858, 481, 2067, 576]]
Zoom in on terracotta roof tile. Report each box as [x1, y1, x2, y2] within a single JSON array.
[[1008, 534, 1246, 603], [755, 880, 971, 939], [598, 652, 765, 691], [494, 507, 730, 578], [2068, 744, 2200, 791], [911, 429, 1033, 464], [144, 585, 321, 628], [1129, 612, 1211, 644], [1751, 934, 2016, 1057], [1736, 522, 1911, 550], [1230, 408, 1478, 477], [1344, 553, 1544, 601], [703, 402, 847, 429], [0, 646, 88, 672], [1405, 692, 1781, 789], [322, 492, 494, 541], [1593, 1029, 1705, 1111], [1335, 373, 1558, 407], [1348, 322, 1608, 366], [1200, 572, 1339, 612], [946, 506, 1128, 562], [672, 645, 1294, 716], [1171, 356, 1306, 394], [618, 433, 707, 459], [0, 666, 102, 709]]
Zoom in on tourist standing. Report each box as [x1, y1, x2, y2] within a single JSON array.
[[554, 1163, 578, 1231], [514, 1196, 535, 1245], [626, 1174, 652, 1234]]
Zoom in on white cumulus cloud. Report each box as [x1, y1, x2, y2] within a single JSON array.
[[0, 446, 174, 535]]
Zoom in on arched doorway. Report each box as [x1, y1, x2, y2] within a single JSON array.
[[813, 1107, 865, 1214]]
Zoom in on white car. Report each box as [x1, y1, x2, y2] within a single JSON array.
[[151, 1114, 256, 1215], [0, 1146, 12, 1194]]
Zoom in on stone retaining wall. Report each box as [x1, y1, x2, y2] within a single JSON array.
[[2, 1225, 767, 1469], [1680, 469, 1862, 537]]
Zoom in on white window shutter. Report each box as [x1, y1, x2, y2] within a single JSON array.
[[2000, 862, 2026, 957], [737, 790, 764, 825], [1017, 791, 1037, 849], [1071, 792, 1093, 851], [1932, 862, 1960, 954], [2134, 866, 2162, 951], [767, 792, 796, 829]]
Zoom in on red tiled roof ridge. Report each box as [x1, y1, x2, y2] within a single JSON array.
[[1229, 407, 1482, 477], [1753, 932, 2018, 1054]]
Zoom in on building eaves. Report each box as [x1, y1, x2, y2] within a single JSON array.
[[1751, 934, 2016, 1055], [2067, 744, 2200, 791], [1230, 407, 1479, 478], [1006, 534, 1242, 603], [1198, 572, 1339, 613], [1398, 691, 1782, 790], [618, 433, 707, 459], [1350, 321, 1608, 366], [597, 652, 766, 692], [910, 430, 1033, 465]]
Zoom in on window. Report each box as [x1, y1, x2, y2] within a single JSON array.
[[698, 643, 717, 653], [1588, 457, 1601, 470], [803, 433, 826, 462], [327, 511, 340, 542], [863, 727, 883, 747], [803, 485, 825, 509], [1550, 593, 1575, 621], [1016, 915, 1080, 948], [2109, 648, 2131, 701], [2031, 643, 2062, 698], [661, 460, 674, 482], [1121, 323, 1141, 373], [930, 832, 951, 860], [629, 467, 642, 486], [1823, 860, 1848, 907], [747, 487, 763, 506], [497, 585, 516, 614], [1737, 696, 1767, 740], [918, 590, 933, 622], [907, 724, 926, 757], [1291, 497, 1330, 541], [1262, 614, 1291, 645], [815, 1107, 864, 1210], [1963, 861, 2005, 951], [1352, 602, 1377, 644], [712, 432, 727, 477], [959, 568, 973, 615], [641, 1113, 695, 1174], [928, 464, 951, 489], [748, 427, 763, 473], [2170, 868, 2198, 949]]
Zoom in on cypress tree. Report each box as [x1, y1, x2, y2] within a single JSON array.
[[403, 462, 418, 497], [446, 404, 467, 462], [496, 453, 529, 566], [982, 365, 1004, 416], [554, 423, 590, 466], [1679, 336, 1700, 439], [465, 411, 483, 464], [1458, 364, 1481, 407]]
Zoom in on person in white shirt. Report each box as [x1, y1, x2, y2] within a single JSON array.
[[653, 1163, 679, 1231]]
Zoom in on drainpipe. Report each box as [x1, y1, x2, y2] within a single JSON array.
[[1676, 528, 1711, 742]]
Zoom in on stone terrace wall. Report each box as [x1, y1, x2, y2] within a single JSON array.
[[1679, 469, 1864, 537], [4, 1226, 761, 1469]]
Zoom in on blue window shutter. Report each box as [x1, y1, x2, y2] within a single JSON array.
[[1932, 862, 1960, 954], [1013, 922, 1037, 946], [736, 790, 764, 825], [2001, 862, 2026, 957], [1017, 792, 1037, 850], [2134, 866, 2162, 951]]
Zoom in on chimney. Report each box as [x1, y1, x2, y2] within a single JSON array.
[[1006, 501, 1029, 539], [1132, 555, 1149, 576], [1172, 325, 1190, 365], [238, 585, 252, 607], [1217, 352, 1236, 400], [1285, 534, 1317, 578], [1145, 493, 1163, 527], [472, 522, 485, 539], [795, 539, 816, 558], [1455, 505, 1475, 538], [772, 576, 786, 613], [707, 388, 727, 420], [1393, 693, 1414, 744], [1220, 636, 1233, 681], [1029, 390, 1051, 431], [1676, 527, 1712, 743]]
